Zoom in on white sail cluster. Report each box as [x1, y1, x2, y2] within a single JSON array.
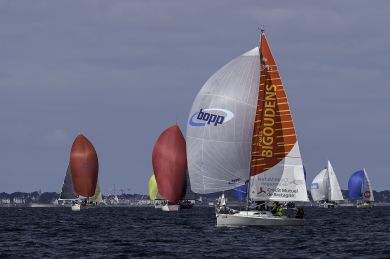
[[311, 161, 343, 202]]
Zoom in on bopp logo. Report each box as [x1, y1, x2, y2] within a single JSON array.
[[189, 108, 234, 127]]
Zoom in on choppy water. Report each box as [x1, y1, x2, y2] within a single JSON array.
[[0, 206, 389, 258]]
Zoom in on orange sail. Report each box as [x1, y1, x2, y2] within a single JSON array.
[[152, 125, 187, 204], [69, 134, 99, 197], [250, 32, 297, 176]]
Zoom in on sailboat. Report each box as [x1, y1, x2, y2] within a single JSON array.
[[58, 163, 102, 208], [348, 169, 374, 208], [69, 133, 99, 211], [186, 30, 308, 226], [310, 160, 343, 208], [152, 124, 187, 211]]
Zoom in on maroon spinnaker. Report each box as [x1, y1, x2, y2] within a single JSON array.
[[70, 134, 99, 198], [152, 125, 187, 204]]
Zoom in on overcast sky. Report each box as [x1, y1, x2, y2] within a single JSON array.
[[1, 0, 389, 194]]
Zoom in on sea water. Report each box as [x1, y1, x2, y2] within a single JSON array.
[[0, 206, 389, 258]]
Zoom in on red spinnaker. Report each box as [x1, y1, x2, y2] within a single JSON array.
[[152, 125, 187, 203], [70, 134, 99, 197]]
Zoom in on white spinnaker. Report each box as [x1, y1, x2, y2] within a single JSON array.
[[327, 161, 344, 201], [363, 169, 374, 201], [186, 48, 259, 194], [249, 142, 309, 202], [311, 169, 328, 202]]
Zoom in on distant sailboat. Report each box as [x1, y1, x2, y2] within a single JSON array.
[[58, 163, 102, 207], [148, 174, 163, 208], [152, 125, 187, 211], [69, 134, 99, 211], [311, 161, 343, 208], [348, 169, 374, 208], [186, 30, 308, 226], [148, 175, 158, 201]]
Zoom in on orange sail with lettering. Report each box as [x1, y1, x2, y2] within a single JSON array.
[[69, 134, 99, 198], [250, 33, 297, 176], [152, 125, 187, 204], [248, 32, 307, 202]]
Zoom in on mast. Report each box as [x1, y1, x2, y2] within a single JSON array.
[[245, 28, 264, 210]]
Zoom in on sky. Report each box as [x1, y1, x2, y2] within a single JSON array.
[[1, 0, 389, 194]]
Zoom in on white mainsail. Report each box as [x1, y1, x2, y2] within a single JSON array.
[[327, 161, 343, 201], [310, 161, 343, 202], [363, 169, 374, 202]]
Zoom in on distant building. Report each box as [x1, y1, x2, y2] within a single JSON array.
[[12, 197, 25, 204], [0, 198, 11, 204]]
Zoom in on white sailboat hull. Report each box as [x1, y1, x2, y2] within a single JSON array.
[[161, 204, 180, 211], [216, 211, 304, 227], [317, 202, 338, 208], [71, 203, 81, 211]]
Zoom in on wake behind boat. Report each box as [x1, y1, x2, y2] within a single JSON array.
[[186, 30, 308, 227]]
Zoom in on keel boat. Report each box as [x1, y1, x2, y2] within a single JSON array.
[[69, 134, 99, 211], [186, 30, 308, 226], [311, 161, 344, 208], [152, 125, 187, 211], [348, 169, 374, 208]]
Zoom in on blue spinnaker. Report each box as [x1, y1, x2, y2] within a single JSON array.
[[348, 170, 364, 200]]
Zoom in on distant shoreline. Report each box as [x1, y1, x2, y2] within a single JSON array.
[[1, 190, 390, 206]]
